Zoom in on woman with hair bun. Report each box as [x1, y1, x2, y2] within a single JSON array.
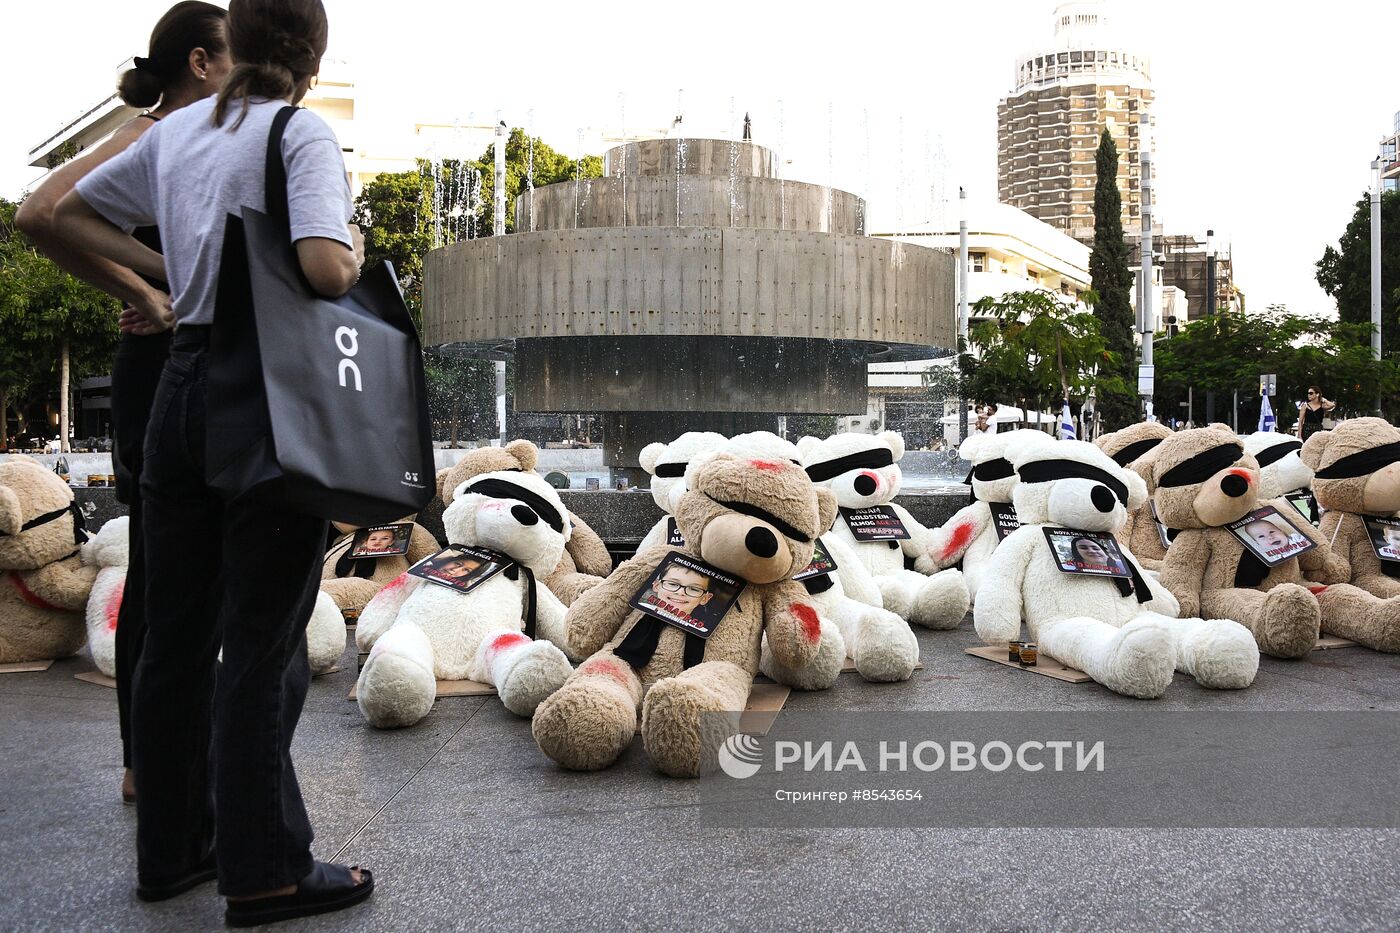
[[50, 0, 372, 923], [16, 0, 230, 811]]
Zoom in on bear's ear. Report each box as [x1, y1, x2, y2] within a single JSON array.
[[814, 486, 839, 536], [504, 438, 539, 472], [1123, 470, 1149, 512], [1300, 431, 1334, 472], [435, 467, 456, 504], [639, 442, 666, 476], [877, 430, 906, 462], [796, 435, 823, 459], [959, 433, 988, 462]]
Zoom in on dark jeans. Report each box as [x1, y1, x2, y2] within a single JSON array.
[[111, 331, 171, 768], [133, 327, 328, 896]]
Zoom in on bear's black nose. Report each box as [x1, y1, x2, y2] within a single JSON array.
[[1090, 485, 1117, 513], [511, 504, 539, 526], [745, 526, 779, 558], [1220, 474, 1248, 498], [853, 474, 878, 496]]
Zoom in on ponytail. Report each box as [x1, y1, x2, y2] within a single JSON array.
[[117, 1, 227, 109], [213, 0, 329, 129]]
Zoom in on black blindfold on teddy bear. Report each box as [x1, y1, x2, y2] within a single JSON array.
[[1312, 441, 1400, 480], [1157, 444, 1244, 488], [1109, 437, 1165, 467], [805, 448, 895, 483], [1016, 459, 1130, 507]]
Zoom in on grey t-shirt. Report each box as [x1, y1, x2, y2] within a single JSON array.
[[76, 96, 353, 325]]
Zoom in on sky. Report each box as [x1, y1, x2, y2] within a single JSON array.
[[2, 0, 1394, 314]]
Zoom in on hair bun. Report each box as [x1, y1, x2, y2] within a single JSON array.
[[118, 66, 163, 108]]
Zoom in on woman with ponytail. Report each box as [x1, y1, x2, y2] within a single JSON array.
[[50, 0, 372, 924], [16, 0, 230, 811]]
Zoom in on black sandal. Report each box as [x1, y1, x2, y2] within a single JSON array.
[[224, 861, 373, 928], [136, 850, 218, 902]]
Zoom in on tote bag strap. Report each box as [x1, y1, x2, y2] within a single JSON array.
[[263, 105, 299, 230]]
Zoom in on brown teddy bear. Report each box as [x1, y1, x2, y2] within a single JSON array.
[[0, 457, 97, 663], [532, 453, 834, 777], [1153, 426, 1345, 658], [1095, 421, 1173, 570], [320, 517, 441, 620], [437, 440, 613, 605], [1301, 417, 1400, 651]]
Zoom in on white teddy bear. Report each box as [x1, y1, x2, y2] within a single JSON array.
[[354, 469, 575, 726], [1242, 431, 1315, 506], [637, 431, 728, 553], [82, 516, 130, 678], [974, 439, 1259, 699], [798, 431, 970, 630], [82, 516, 344, 678], [918, 429, 1053, 601]]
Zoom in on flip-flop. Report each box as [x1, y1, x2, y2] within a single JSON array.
[[136, 850, 217, 902], [224, 861, 373, 928]]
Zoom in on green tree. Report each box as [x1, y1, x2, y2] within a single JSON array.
[[960, 289, 1129, 430], [1088, 128, 1137, 429], [1152, 304, 1400, 424], [1316, 189, 1400, 357], [0, 198, 120, 449], [352, 130, 602, 320], [351, 130, 601, 446]]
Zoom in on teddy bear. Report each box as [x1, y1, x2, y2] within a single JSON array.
[[1152, 426, 1345, 659], [975, 438, 1258, 698], [636, 431, 728, 553], [724, 432, 917, 687], [1300, 417, 1400, 651], [0, 456, 97, 664], [1094, 421, 1175, 570], [797, 430, 970, 629], [81, 514, 343, 678], [82, 516, 130, 677], [320, 516, 441, 620], [917, 429, 1054, 599], [354, 467, 576, 725], [436, 439, 613, 605], [1242, 430, 1318, 523], [532, 453, 834, 777]]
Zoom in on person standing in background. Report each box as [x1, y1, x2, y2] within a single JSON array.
[[17, 0, 232, 809], [50, 0, 373, 924], [1296, 385, 1336, 440]]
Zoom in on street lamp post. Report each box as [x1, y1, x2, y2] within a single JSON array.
[[1373, 158, 1384, 416], [1205, 228, 1216, 424], [1139, 113, 1154, 422], [958, 186, 970, 444]]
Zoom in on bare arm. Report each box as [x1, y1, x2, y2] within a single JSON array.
[[52, 191, 167, 284], [17, 119, 172, 330], [295, 225, 363, 298]]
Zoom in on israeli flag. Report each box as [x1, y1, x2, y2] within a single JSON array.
[[1258, 393, 1276, 433], [1059, 400, 1077, 440]]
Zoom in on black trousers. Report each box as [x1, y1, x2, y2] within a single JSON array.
[[133, 327, 328, 896], [111, 331, 171, 769]]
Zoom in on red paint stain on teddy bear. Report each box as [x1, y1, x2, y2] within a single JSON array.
[[940, 521, 975, 562], [749, 459, 786, 473], [106, 577, 125, 632], [380, 573, 408, 593], [488, 632, 529, 656], [1228, 469, 1254, 484], [789, 602, 821, 642], [582, 658, 633, 686]]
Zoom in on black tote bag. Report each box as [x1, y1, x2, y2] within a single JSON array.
[[206, 106, 434, 525]]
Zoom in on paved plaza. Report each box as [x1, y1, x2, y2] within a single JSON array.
[[5, 619, 1400, 931]]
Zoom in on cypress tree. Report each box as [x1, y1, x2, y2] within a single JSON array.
[[1089, 128, 1138, 429]]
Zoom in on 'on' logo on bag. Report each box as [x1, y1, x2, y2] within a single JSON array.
[[336, 326, 362, 392]]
